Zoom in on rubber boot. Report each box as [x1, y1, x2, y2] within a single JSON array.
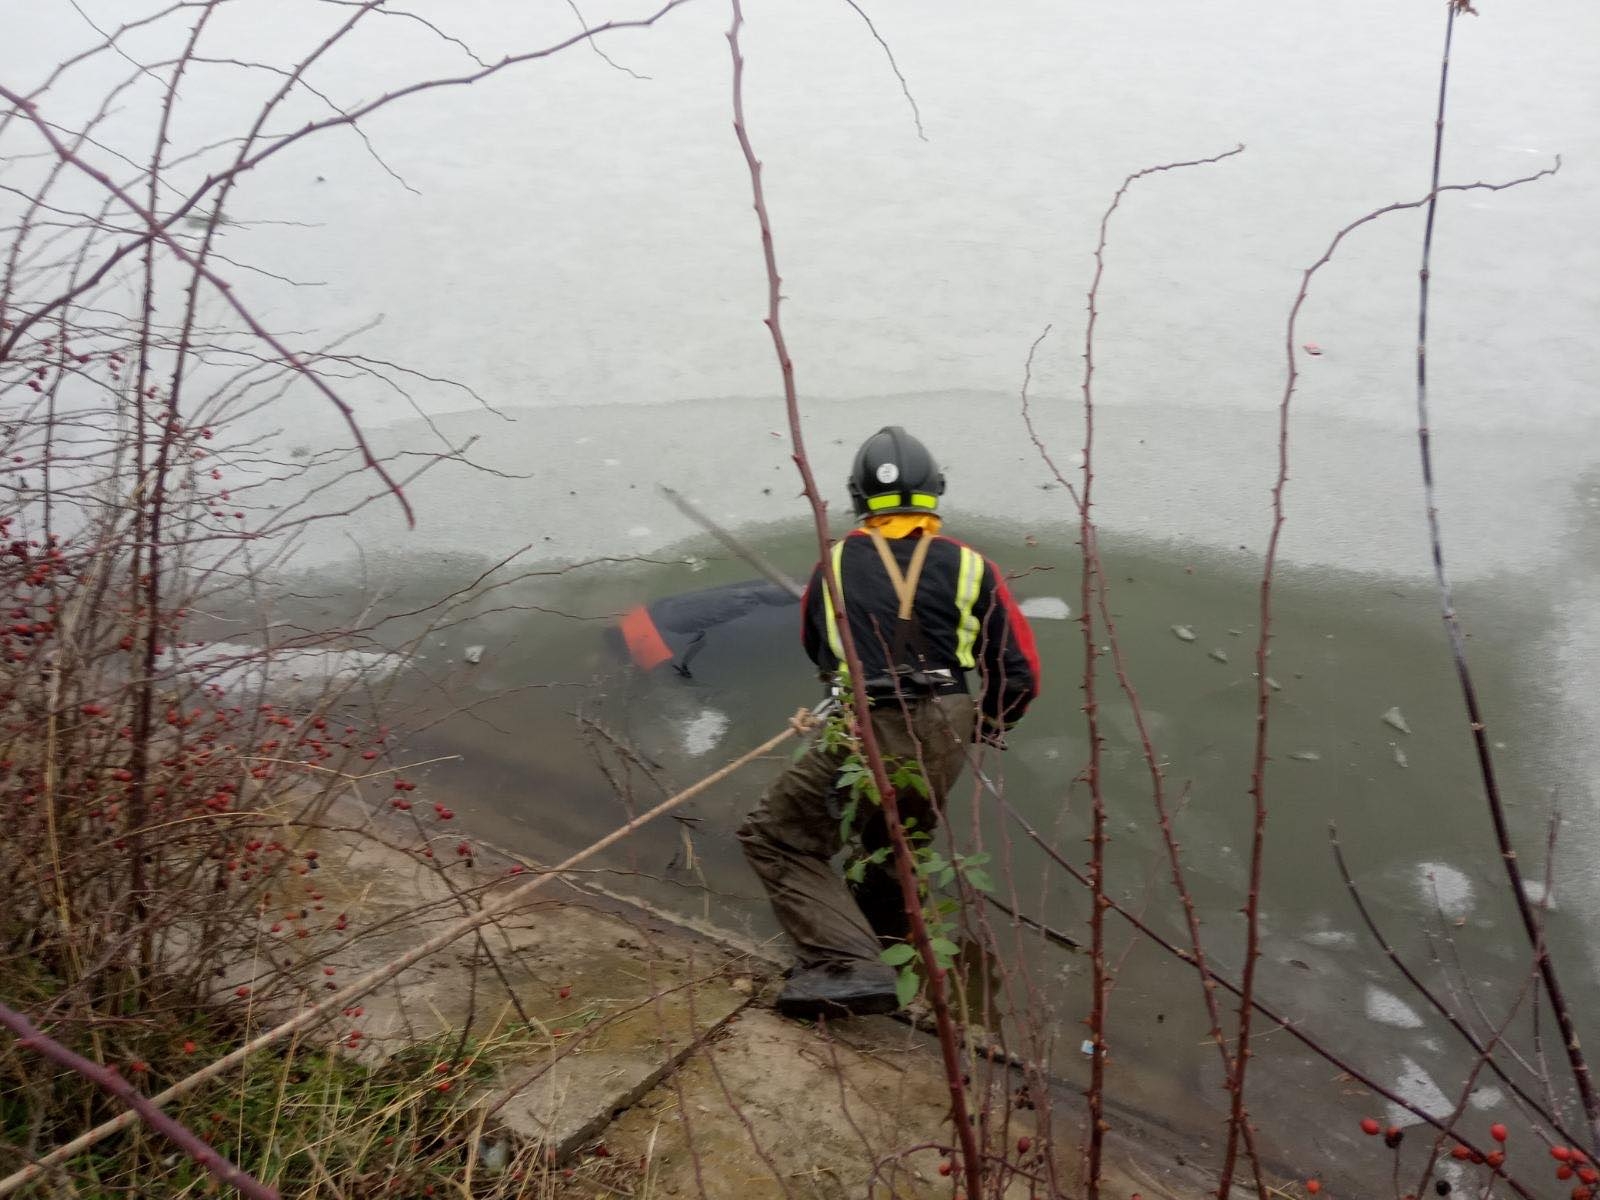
[[775, 960, 900, 1019], [850, 866, 912, 946]]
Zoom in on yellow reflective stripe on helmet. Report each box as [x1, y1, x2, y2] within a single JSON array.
[[953, 546, 982, 668], [866, 491, 940, 512], [821, 540, 849, 666]]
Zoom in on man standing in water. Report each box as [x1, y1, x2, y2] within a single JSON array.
[[738, 426, 1041, 1018]]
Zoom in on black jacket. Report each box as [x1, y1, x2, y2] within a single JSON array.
[[799, 530, 1041, 728]]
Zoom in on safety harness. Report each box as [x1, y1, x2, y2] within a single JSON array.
[[822, 529, 978, 699], [867, 527, 932, 626]]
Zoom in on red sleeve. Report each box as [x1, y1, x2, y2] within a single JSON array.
[[989, 559, 1042, 703], [974, 557, 1041, 727]]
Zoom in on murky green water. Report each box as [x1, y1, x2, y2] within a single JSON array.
[[260, 518, 1580, 1183]]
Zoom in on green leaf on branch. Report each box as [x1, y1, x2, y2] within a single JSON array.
[[896, 966, 920, 1008], [837, 796, 860, 842], [963, 868, 995, 893], [889, 762, 930, 798], [880, 943, 916, 967]]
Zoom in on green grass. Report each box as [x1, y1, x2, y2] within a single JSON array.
[[1, 983, 540, 1199]]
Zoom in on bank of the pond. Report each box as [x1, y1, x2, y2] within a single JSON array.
[[262, 802, 1227, 1200]]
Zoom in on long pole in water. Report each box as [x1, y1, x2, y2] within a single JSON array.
[[658, 485, 806, 599]]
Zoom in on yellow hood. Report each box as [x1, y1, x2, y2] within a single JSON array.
[[862, 513, 942, 539]]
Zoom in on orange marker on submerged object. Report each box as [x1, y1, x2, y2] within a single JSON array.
[[609, 580, 799, 677], [618, 604, 674, 671]]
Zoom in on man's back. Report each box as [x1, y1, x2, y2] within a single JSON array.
[[801, 528, 1041, 736]]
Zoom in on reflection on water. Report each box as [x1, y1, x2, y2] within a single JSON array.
[[269, 518, 1575, 1185]]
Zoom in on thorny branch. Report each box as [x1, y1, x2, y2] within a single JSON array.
[[988, 786, 1545, 1200], [1329, 824, 1582, 1150], [0, 85, 412, 523], [1060, 144, 1251, 1200], [724, 3, 984, 1197], [1018, 144, 1254, 1199], [0, 0, 699, 524], [1, 0, 698, 363], [840, 0, 927, 142], [1219, 154, 1559, 1200], [1409, 0, 1599, 1152], [0, 999, 279, 1200]]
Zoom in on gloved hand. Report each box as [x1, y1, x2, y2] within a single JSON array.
[[975, 719, 1009, 749]]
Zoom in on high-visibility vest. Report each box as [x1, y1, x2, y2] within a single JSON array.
[[820, 536, 984, 676]]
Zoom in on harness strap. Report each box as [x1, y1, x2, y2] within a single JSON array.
[[823, 531, 957, 688], [865, 527, 932, 620]]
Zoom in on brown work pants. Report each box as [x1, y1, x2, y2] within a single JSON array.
[[737, 692, 977, 970]]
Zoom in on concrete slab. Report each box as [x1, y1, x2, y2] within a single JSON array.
[[254, 809, 757, 1162], [483, 947, 750, 1158], [569, 1006, 1215, 1200]]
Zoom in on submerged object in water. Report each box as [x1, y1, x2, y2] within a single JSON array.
[[611, 578, 799, 676]]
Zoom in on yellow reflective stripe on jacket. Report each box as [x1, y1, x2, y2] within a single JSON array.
[[824, 535, 982, 672], [821, 540, 849, 665], [953, 545, 983, 668]]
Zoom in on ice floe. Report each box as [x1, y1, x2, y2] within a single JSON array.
[[1416, 862, 1475, 920], [1019, 596, 1071, 621], [1469, 1086, 1504, 1111], [678, 708, 731, 757], [1386, 1056, 1450, 1128], [1302, 929, 1357, 950], [1522, 879, 1556, 910], [1365, 986, 1424, 1029]]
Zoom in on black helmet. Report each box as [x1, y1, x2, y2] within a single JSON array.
[[847, 426, 946, 517]]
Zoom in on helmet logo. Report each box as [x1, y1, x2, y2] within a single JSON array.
[[875, 462, 899, 485]]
